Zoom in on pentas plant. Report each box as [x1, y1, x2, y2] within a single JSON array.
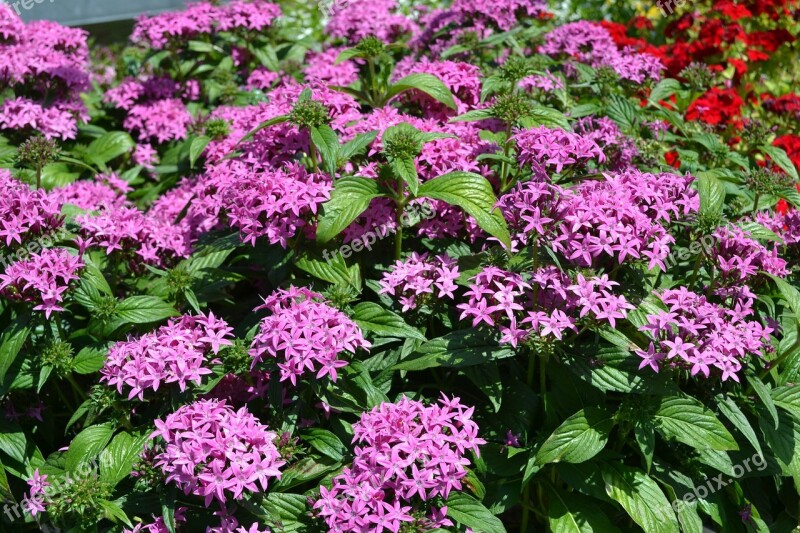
[[2, 0, 800, 532]]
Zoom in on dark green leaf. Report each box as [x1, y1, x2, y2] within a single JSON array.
[[418, 171, 511, 248]]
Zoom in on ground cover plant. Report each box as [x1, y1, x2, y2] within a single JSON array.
[[0, 0, 799, 531]]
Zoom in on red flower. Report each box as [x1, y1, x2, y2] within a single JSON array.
[[665, 151, 681, 169], [774, 134, 800, 170], [746, 29, 795, 52], [713, 0, 753, 20], [728, 58, 748, 76], [630, 16, 653, 30], [686, 88, 744, 126], [764, 94, 800, 116]]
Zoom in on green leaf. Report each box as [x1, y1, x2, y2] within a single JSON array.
[[762, 145, 799, 181], [696, 173, 725, 216], [535, 407, 614, 466], [653, 396, 738, 451], [760, 409, 800, 484], [114, 296, 179, 325], [72, 345, 107, 375], [463, 363, 502, 412], [351, 302, 426, 341], [772, 385, 800, 422], [300, 429, 345, 462], [520, 106, 571, 130], [388, 73, 458, 111], [545, 484, 621, 533], [100, 431, 149, 487], [394, 329, 514, 371], [449, 109, 496, 123], [418, 171, 511, 248], [65, 422, 115, 471], [334, 47, 361, 64], [716, 394, 763, 456], [391, 155, 420, 195], [633, 423, 655, 472], [262, 492, 307, 522], [87, 131, 135, 166], [767, 273, 800, 317], [446, 492, 506, 533], [237, 114, 289, 145], [316, 177, 384, 244], [100, 499, 133, 527], [0, 420, 28, 464], [648, 78, 681, 106], [568, 103, 602, 119], [0, 313, 30, 384], [606, 95, 638, 131], [295, 252, 360, 289], [189, 135, 211, 168], [339, 130, 378, 161], [749, 373, 779, 429], [310, 125, 340, 175], [601, 462, 680, 533], [736, 221, 782, 242]]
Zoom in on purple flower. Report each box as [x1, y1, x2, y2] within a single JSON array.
[[313, 395, 484, 532], [0, 248, 84, 318], [379, 252, 460, 311], [249, 287, 370, 385], [636, 287, 773, 382], [101, 312, 233, 400], [150, 399, 285, 508]]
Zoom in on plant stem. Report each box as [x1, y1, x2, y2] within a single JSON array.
[[394, 207, 404, 260], [66, 373, 88, 402], [308, 139, 320, 172], [368, 59, 379, 106]]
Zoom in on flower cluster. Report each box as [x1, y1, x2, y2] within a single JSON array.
[[457, 266, 634, 346], [326, 0, 416, 44], [499, 169, 697, 270], [0, 170, 63, 247], [379, 252, 460, 311], [132, 1, 281, 49], [150, 399, 285, 507], [541, 21, 663, 83], [101, 312, 234, 400], [514, 125, 605, 176], [708, 225, 787, 283], [314, 395, 484, 533], [75, 206, 192, 268], [0, 248, 83, 318], [124, 98, 193, 144], [0, 7, 90, 138], [249, 287, 370, 385], [637, 287, 774, 381], [49, 173, 131, 211]]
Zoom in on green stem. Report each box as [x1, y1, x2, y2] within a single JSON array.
[[66, 373, 88, 402], [308, 139, 320, 173], [689, 249, 704, 287], [752, 193, 760, 215], [394, 207, 404, 260], [368, 59, 379, 106], [521, 482, 532, 532], [35, 165, 42, 190]]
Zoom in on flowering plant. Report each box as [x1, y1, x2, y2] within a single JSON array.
[[0, 0, 799, 531]]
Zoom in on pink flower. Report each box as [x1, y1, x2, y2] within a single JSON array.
[[150, 399, 285, 507], [102, 312, 233, 400], [0, 248, 84, 318], [249, 287, 370, 385], [314, 395, 484, 532]]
